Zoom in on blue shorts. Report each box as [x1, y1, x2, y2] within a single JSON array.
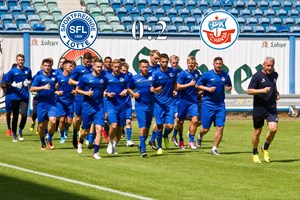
[[136, 107, 154, 128], [81, 104, 105, 129], [126, 105, 132, 120], [5, 96, 12, 112], [201, 104, 226, 129], [107, 107, 126, 127], [57, 102, 74, 118], [154, 103, 175, 125], [177, 102, 198, 120], [103, 98, 108, 113], [174, 101, 179, 113], [253, 107, 278, 128], [37, 102, 57, 123], [74, 96, 83, 116]]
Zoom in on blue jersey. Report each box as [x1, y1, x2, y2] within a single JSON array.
[[103, 68, 112, 74], [55, 68, 63, 76], [77, 72, 107, 108], [106, 72, 129, 110], [56, 74, 75, 106], [148, 63, 160, 73], [153, 67, 177, 105], [36, 69, 57, 76], [177, 69, 201, 104], [128, 72, 161, 110], [1, 73, 13, 97], [31, 72, 57, 104], [70, 64, 93, 98], [197, 69, 232, 106], [6, 66, 32, 100], [123, 71, 133, 105]]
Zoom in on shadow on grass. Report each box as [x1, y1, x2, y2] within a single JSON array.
[[221, 151, 252, 155], [271, 159, 300, 163], [0, 174, 93, 200]]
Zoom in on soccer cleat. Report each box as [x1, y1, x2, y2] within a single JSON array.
[[77, 142, 83, 154], [211, 148, 220, 156], [88, 142, 94, 149], [179, 140, 185, 149], [171, 136, 179, 147], [29, 123, 35, 132], [59, 137, 66, 144], [196, 135, 202, 149], [92, 153, 102, 160], [188, 142, 197, 150], [261, 147, 270, 163], [64, 130, 68, 139], [163, 137, 170, 149], [47, 141, 54, 150], [137, 145, 147, 158], [157, 148, 163, 154], [148, 141, 158, 150], [12, 135, 18, 143], [18, 136, 24, 142], [6, 129, 11, 137], [126, 140, 134, 147], [107, 143, 113, 154], [41, 144, 46, 150], [252, 154, 261, 163]]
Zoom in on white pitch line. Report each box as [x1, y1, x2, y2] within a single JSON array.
[[0, 162, 153, 200]]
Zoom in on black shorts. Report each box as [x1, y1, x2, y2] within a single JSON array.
[[253, 107, 278, 128]]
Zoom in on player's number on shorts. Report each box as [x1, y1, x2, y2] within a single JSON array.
[[132, 20, 167, 40]]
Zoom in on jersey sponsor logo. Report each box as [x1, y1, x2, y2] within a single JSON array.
[[210, 78, 215, 81], [200, 10, 239, 50], [25, 71, 28, 74], [42, 79, 47, 81], [15, 72, 19, 75], [89, 79, 93, 82]]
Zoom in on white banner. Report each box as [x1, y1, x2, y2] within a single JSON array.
[[295, 38, 300, 94]]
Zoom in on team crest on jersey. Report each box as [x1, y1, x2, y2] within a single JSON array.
[[262, 78, 265, 82], [100, 79, 104, 83], [51, 77, 55, 81], [274, 79, 276, 83], [148, 76, 153, 80], [25, 71, 28, 74], [195, 74, 198, 78], [169, 73, 173, 77], [222, 77, 225, 81], [120, 78, 124, 82]]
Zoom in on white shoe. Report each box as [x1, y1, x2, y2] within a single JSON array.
[[92, 153, 102, 160], [107, 143, 113, 154], [12, 136, 18, 143], [18, 136, 24, 142], [126, 140, 134, 147], [113, 147, 118, 154], [211, 148, 220, 156], [77, 143, 83, 154]]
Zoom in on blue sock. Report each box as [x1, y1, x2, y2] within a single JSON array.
[[126, 128, 132, 140], [163, 128, 172, 138], [156, 131, 162, 149], [264, 141, 270, 150], [18, 129, 23, 136], [189, 134, 195, 143], [40, 137, 46, 145], [88, 133, 94, 143], [48, 134, 53, 142], [139, 136, 146, 152], [179, 133, 183, 141], [150, 131, 156, 142], [60, 130, 64, 138], [45, 129, 49, 135], [173, 129, 178, 137], [94, 144, 100, 154]]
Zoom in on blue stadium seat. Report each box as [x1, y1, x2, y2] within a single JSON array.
[[177, 25, 189, 33], [277, 25, 289, 33], [125, 24, 132, 31], [89, 7, 102, 18], [54, 15, 62, 25], [112, 24, 125, 32], [97, 0, 110, 9], [41, 14, 54, 25], [95, 16, 107, 26], [257, 1, 268, 12], [295, 18, 300, 25], [49, 7, 62, 18], [0, 5, 8, 16], [1, 14, 13, 26], [245, 1, 256, 12], [264, 9, 276, 20], [166, 8, 177, 19], [166, 25, 177, 32], [141, 8, 152, 19], [289, 26, 300, 33], [32, 23, 45, 31], [293, 1, 300, 13], [276, 9, 288, 20], [24, 6, 35, 18], [172, 0, 184, 10], [110, 0, 121, 10], [185, 0, 196, 11], [32, 0, 44, 10], [85, 0, 96, 11], [147, 16, 158, 26], [240, 25, 252, 33], [222, 0, 232, 11], [160, 0, 172, 11], [99, 24, 112, 32], [270, 17, 282, 29], [0, 0, 4, 6], [19, 23, 31, 31], [184, 17, 196, 28], [37, 7, 49, 17], [129, 8, 140, 18], [14, 14, 27, 27], [10, 6, 22, 17], [288, 9, 299, 20], [258, 17, 270, 29], [172, 16, 183, 27], [153, 8, 165, 18], [253, 25, 265, 33], [136, 0, 147, 11], [233, 0, 245, 12], [209, 0, 221, 10], [116, 7, 127, 18], [196, 0, 208, 10], [246, 17, 258, 28], [269, 0, 280, 12], [281, 0, 292, 12], [134, 16, 145, 23], [190, 25, 199, 33], [45, 0, 58, 9], [196, 17, 203, 25], [148, 0, 159, 10], [0, 23, 3, 30], [107, 15, 120, 26], [46, 23, 58, 32], [159, 16, 171, 25], [228, 8, 239, 18], [5, 23, 17, 31], [178, 8, 190, 19], [203, 8, 213, 15], [282, 17, 294, 28], [6, 0, 18, 8], [265, 25, 277, 33], [191, 8, 202, 19], [251, 9, 263, 20], [28, 15, 41, 27], [240, 9, 251, 19], [237, 17, 246, 27], [123, 0, 134, 10], [152, 25, 162, 32]]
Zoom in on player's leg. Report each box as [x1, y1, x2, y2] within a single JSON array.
[[186, 104, 198, 149], [162, 105, 175, 149], [136, 109, 149, 157], [154, 103, 165, 153], [211, 106, 226, 156], [72, 97, 83, 148], [37, 103, 49, 150], [11, 100, 21, 142], [17, 99, 28, 141], [177, 103, 189, 149], [171, 102, 179, 146], [93, 125, 103, 159], [197, 104, 213, 148], [30, 99, 38, 133], [107, 109, 117, 154], [78, 107, 95, 154], [57, 102, 67, 143]]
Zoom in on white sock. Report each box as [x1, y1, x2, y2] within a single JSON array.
[[212, 146, 217, 151]]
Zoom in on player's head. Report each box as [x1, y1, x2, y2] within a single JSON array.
[[159, 53, 169, 68], [83, 52, 93, 67], [42, 58, 53, 73], [47, 57, 54, 67], [263, 56, 275, 75], [213, 57, 223, 74], [62, 59, 73, 74], [16, 53, 25, 67], [70, 60, 76, 70], [111, 59, 121, 75], [139, 59, 149, 75], [91, 56, 99, 66], [104, 56, 112, 70], [119, 58, 126, 65], [59, 57, 66, 68], [121, 62, 129, 74], [92, 58, 103, 75], [150, 50, 160, 66], [187, 56, 196, 71], [170, 55, 179, 68]]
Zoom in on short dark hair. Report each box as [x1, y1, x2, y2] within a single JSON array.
[[160, 53, 169, 61], [213, 57, 223, 63], [42, 58, 53, 65], [16, 53, 25, 60], [71, 60, 76, 66], [139, 59, 149, 65], [62, 59, 72, 66], [93, 58, 103, 63], [104, 56, 112, 61], [11, 63, 17, 68], [83, 52, 93, 60]]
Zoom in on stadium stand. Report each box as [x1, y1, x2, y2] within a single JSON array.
[[253, 25, 265, 33], [165, 25, 176, 32], [185, 0, 196, 10], [266, 26, 278, 33], [177, 25, 189, 33], [240, 25, 252, 33], [19, 23, 31, 31]]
